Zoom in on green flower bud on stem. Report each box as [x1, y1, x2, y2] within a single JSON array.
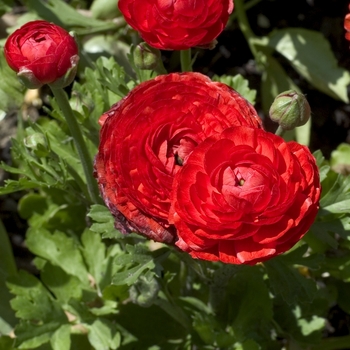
[[134, 43, 161, 70], [269, 90, 311, 131]]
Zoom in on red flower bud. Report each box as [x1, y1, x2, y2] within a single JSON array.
[[4, 20, 79, 89], [118, 0, 234, 50]]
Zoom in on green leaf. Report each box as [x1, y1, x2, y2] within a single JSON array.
[[90, 0, 121, 19], [330, 143, 350, 167], [112, 245, 156, 286], [265, 258, 318, 305], [26, 228, 89, 284], [41, 263, 83, 304], [87, 204, 123, 239], [0, 220, 17, 335], [7, 271, 68, 349], [228, 266, 273, 340], [320, 174, 350, 214], [0, 336, 15, 350], [0, 52, 25, 113], [0, 220, 16, 277], [50, 325, 71, 350], [24, 0, 108, 30], [268, 28, 350, 102], [260, 54, 301, 113], [211, 74, 257, 104], [87, 319, 121, 350], [81, 229, 106, 285]]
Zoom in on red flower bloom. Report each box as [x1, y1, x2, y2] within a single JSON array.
[[4, 20, 79, 88], [118, 0, 234, 50], [94, 72, 262, 243], [345, 5, 350, 41], [170, 126, 321, 265]]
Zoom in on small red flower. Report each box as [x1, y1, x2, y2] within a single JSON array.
[[4, 20, 79, 88], [94, 72, 262, 243], [118, 0, 234, 50], [170, 126, 321, 265], [345, 5, 350, 41]]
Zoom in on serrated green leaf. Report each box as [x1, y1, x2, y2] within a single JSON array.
[[112, 255, 155, 286], [212, 74, 257, 104], [268, 28, 350, 102], [50, 325, 71, 350], [7, 271, 68, 349], [0, 178, 47, 195], [81, 229, 106, 286], [87, 319, 121, 350], [265, 258, 317, 305], [7, 271, 66, 321], [26, 228, 89, 284], [87, 204, 122, 239], [15, 320, 63, 349], [41, 263, 83, 304]]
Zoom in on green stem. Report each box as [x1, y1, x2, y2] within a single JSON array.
[[180, 49, 192, 72], [50, 87, 100, 204], [234, 0, 258, 57], [275, 125, 285, 137]]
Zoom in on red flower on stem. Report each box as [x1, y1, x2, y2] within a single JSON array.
[[4, 20, 79, 88], [94, 72, 262, 243], [170, 126, 321, 265], [118, 0, 234, 50]]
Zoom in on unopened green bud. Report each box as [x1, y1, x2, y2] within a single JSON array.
[[269, 90, 311, 130], [129, 274, 159, 307], [24, 133, 50, 157], [134, 43, 161, 70]]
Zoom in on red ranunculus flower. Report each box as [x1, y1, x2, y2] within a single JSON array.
[[95, 72, 262, 243], [118, 0, 234, 50], [345, 5, 350, 41], [4, 20, 79, 88], [170, 126, 321, 265]]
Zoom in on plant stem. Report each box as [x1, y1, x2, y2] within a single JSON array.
[[234, 0, 258, 57], [275, 125, 285, 137], [50, 87, 100, 204], [180, 49, 192, 72]]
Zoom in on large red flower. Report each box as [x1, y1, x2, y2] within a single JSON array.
[[94, 72, 262, 243], [118, 0, 234, 50], [170, 126, 321, 265], [4, 20, 79, 88]]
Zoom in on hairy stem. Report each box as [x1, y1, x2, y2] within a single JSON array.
[[50, 87, 100, 204]]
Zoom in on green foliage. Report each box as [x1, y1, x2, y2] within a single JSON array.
[[267, 28, 350, 103], [0, 220, 17, 335], [212, 74, 257, 104], [0, 53, 25, 115]]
